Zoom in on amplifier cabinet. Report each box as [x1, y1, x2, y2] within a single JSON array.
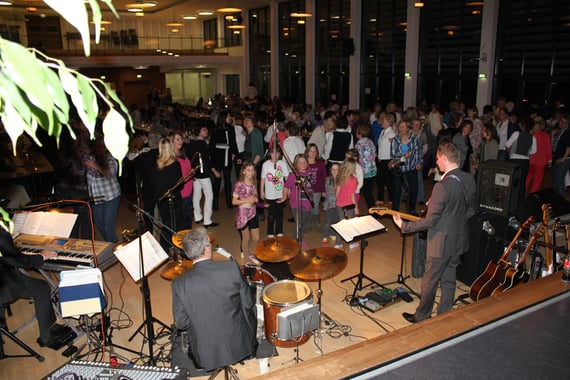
[[477, 160, 523, 217]]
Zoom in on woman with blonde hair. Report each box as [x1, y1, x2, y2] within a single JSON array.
[[154, 137, 183, 251]]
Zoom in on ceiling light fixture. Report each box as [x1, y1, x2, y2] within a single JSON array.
[[125, 1, 157, 9], [227, 24, 246, 29], [414, 2, 424, 7], [0, 1, 13, 6], [135, 12, 144, 17], [290, 12, 312, 17], [183, 15, 197, 20], [217, 8, 242, 13], [197, 10, 215, 16], [166, 21, 184, 27], [127, 7, 143, 12]]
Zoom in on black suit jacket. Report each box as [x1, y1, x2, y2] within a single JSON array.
[[171, 259, 256, 371], [402, 168, 477, 258], [0, 228, 44, 304]]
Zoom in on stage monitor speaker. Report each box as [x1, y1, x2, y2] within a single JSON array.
[[457, 213, 509, 286], [477, 160, 523, 217]]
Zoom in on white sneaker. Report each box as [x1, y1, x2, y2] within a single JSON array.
[[267, 234, 275, 238], [277, 233, 284, 237]]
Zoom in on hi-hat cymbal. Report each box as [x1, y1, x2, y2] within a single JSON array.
[[160, 260, 194, 281], [172, 229, 218, 250], [253, 237, 300, 262], [290, 247, 347, 281]]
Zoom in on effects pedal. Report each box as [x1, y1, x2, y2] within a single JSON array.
[[396, 288, 413, 302]]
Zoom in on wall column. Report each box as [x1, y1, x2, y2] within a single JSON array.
[[348, 0, 361, 110], [403, 0, 421, 108], [476, 0, 500, 112]]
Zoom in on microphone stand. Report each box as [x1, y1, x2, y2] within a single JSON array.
[[125, 184, 172, 366], [279, 143, 314, 247]]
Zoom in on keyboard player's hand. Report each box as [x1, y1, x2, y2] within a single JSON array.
[[40, 250, 58, 261]]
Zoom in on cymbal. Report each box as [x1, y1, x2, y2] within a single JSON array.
[[172, 229, 218, 250], [160, 260, 194, 281], [290, 247, 347, 281], [253, 237, 300, 262]]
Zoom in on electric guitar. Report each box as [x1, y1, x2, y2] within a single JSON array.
[[469, 216, 534, 301], [368, 207, 422, 222], [492, 223, 546, 295], [541, 204, 554, 277]]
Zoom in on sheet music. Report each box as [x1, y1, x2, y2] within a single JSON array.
[[12, 211, 78, 238], [113, 231, 169, 282], [332, 215, 387, 243]]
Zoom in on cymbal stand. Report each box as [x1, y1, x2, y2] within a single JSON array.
[[341, 238, 386, 304]]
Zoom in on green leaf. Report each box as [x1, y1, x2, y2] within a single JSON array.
[[102, 107, 129, 175], [0, 38, 55, 131], [77, 74, 99, 137], [87, 0, 102, 44], [100, 0, 120, 19], [59, 69, 95, 135], [100, 81, 133, 130], [0, 72, 33, 126], [44, 66, 69, 124], [44, 0, 90, 56]]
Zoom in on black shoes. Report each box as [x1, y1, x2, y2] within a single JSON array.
[[402, 312, 418, 324], [37, 324, 77, 350], [195, 220, 202, 224], [204, 222, 219, 228]]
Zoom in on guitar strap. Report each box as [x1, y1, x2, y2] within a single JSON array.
[[446, 174, 469, 211]]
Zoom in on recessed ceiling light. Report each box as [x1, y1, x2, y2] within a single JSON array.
[[197, 10, 215, 16], [217, 8, 242, 13], [227, 24, 246, 29], [183, 15, 197, 20], [125, 1, 157, 9], [0, 1, 13, 6], [166, 21, 184, 27], [128, 7, 143, 12], [135, 12, 144, 17], [290, 12, 312, 17]]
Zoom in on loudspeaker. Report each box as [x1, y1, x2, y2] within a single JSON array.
[[341, 38, 355, 56], [477, 160, 523, 217], [457, 213, 509, 286]]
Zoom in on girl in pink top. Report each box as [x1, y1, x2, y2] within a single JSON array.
[[171, 131, 194, 230], [282, 154, 313, 241], [232, 161, 259, 260], [336, 158, 359, 219]]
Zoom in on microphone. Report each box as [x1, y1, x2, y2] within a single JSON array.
[[199, 153, 204, 174], [482, 220, 495, 236], [273, 120, 277, 170]]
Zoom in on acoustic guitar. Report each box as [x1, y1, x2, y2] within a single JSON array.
[[492, 223, 546, 296], [368, 207, 422, 222], [469, 216, 534, 301]]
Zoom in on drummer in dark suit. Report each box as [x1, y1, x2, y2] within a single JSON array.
[[392, 142, 477, 323], [171, 227, 257, 372]]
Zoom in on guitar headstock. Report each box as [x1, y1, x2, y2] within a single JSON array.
[[542, 203, 552, 224], [369, 206, 389, 216], [521, 216, 535, 229]]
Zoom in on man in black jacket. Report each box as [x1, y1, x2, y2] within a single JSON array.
[[0, 227, 76, 349]]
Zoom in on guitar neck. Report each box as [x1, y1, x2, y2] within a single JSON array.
[[368, 207, 421, 221], [542, 204, 553, 269], [500, 216, 534, 262]]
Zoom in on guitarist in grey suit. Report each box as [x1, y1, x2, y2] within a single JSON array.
[[393, 142, 477, 323], [171, 227, 257, 373]]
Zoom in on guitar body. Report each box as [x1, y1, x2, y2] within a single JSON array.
[[492, 267, 517, 296], [474, 259, 512, 301], [469, 260, 504, 301]]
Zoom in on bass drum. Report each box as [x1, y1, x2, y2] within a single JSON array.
[[261, 280, 313, 348]]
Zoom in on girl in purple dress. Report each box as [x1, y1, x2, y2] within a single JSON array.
[[232, 160, 260, 260]]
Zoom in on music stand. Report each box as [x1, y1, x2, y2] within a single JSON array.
[[334, 215, 387, 304]]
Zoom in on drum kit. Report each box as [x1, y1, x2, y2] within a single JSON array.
[[162, 231, 348, 356]]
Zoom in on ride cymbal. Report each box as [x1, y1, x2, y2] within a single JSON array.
[[254, 237, 300, 262], [290, 247, 347, 281]]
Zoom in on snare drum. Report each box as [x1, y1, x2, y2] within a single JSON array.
[[261, 280, 314, 348]]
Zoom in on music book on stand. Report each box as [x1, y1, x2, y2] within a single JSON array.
[[332, 215, 387, 243], [59, 268, 105, 318], [113, 231, 169, 282]]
